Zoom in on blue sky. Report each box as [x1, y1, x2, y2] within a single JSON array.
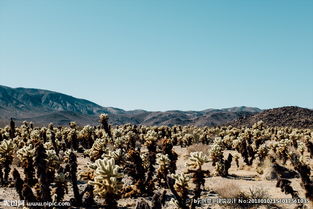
[[0, 0, 312, 111]]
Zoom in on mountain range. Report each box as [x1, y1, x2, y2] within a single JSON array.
[[0, 85, 262, 127]]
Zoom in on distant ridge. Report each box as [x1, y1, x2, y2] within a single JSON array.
[[228, 106, 313, 129], [0, 84, 287, 127]]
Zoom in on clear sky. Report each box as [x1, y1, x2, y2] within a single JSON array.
[[0, 0, 312, 111]]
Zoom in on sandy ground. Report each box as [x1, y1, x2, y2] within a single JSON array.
[[0, 145, 312, 209]]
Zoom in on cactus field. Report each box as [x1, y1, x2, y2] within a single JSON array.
[[0, 115, 312, 209]]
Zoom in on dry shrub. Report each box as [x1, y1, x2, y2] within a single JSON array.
[[187, 143, 210, 156], [215, 182, 242, 198], [215, 184, 280, 209]]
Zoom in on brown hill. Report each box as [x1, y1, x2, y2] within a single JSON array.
[[228, 106, 313, 129], [0, 85, 261, 127]]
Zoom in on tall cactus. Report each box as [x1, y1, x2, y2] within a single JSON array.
[[89, 157, 123, 209]]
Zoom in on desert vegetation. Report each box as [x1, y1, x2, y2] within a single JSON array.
[[0, 116, 312, 209]]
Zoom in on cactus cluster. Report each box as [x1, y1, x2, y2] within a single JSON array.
[[0, 117, 311, 208]]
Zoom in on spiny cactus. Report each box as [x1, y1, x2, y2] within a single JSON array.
[[233, 135, 256, 166], [276, 178, 304, 208], [81, 184, 96, 207], [102, 148, 123, 163], [17, 144, 36, 186], [68, 151, 81, 206], [22, 183, 37, 203], [209, 137, 225, 166], [256, 144, 269, 165], [34, 143, 52, 203], [170, 173, 190, 208], [79, 125, 95, 149], [123, 149, 146, 197], [84, 137, 109, 161], [0, 138, 16, 155], [214, 153, 232, 177], [12, 169, 24, 200], [160, 138, 178, 174], [142, 132, 158, 196], [234, 154, 240, 168], [89, 157, 123, 209], [0, 117, 313, 209], [9, 118, 15, 139], [167, 175, 189, 209], [276, 139, 292, 164], [306, 141, 313, 158], [52, 171, 67, 202], [186, 152, 210, 205], [186, 151, 209, 170], [99, 114, 112, 138], [289, 153, 313, 202], [69, 121, 77, 129], [0, 139, 16, 185], [156, 153, 171, 187]]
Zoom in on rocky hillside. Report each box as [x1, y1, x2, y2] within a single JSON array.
[[228, 106, 313, 129], [0, 85, 262, 127]]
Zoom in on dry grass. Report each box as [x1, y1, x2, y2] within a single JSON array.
[[214, 182, 242, 199], [215, 183, 281, 209]]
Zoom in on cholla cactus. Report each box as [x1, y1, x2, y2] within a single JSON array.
[[69, 121, 77, 129], [186, 152, 210, 203], [233, 134, 256, 166], [168, 174, 190, 209], [66, 129, 78, 150], [169, 198, 181, 209], [297, 142, 306, 155], [89, 158, 123, 209], [1, 112, 313, 208], [122, 149, 146, 197], [223, 135, 236, 149], [160, 138, 178, 173], [0, 139, 17, 185], [156, 153, 170, 186], [0, 139, 16, 156], [30, 130, 41, 141], [9, 118, 15, 139], [181, 134, 194, 147], [99, 113, 109, 124], [208, 138, 233, 177], [48, 123, 54, 130], [214, 154, 232, 177], [84, 138, 109, 161], [172, 173, 190, 200], [99, 114, 112, 138], [12, 169, 24, 200], [306, 141, 313, 158], [234, 154, 240, 168], [17, 144, 35, 162], [257, 144, 269, 164], [46, 149, 60, 168], [79, 125, 95, 149], [34, 143, 51, 202], [16, 144, 36, 186], [156, 153, 170, 168], [209, 137, 225, 166], [102, 148, 123, 164], [289, 152, 313, 202], [252, 120, 265, 129], [186, 151, 209, 170], [276, 139, 292, 164], [52, 171, 67, 202], [43, 141, 54, 150]]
